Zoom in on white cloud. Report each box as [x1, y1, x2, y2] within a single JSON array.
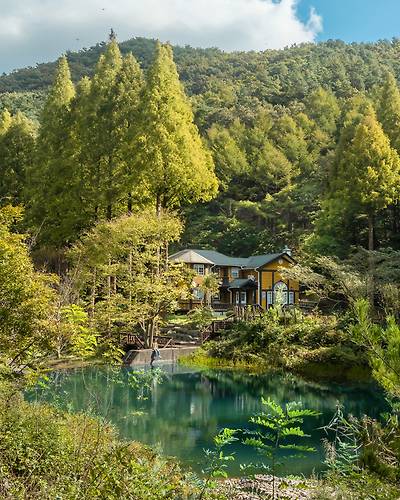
[[0, 0, 322, 73]]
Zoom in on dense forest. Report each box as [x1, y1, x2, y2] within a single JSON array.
[[1, 34, 400, 499], [1, 35, 400, 260]]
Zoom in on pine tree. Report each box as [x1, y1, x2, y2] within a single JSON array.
[[131, 42, 218, 214], [376, 72, 400, 152]]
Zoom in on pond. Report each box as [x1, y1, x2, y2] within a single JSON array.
[[28, 364, 388, 477]]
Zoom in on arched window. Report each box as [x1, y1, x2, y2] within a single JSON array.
[[273, 281, 288, 305]]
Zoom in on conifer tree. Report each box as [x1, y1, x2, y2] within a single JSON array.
[[376, 72, 400, 152], [334, 106, 400, 251], [113, 53, 144, 212], [0, 112, 36, 206], [0, 109, 12, 135], [82, 37, 123, 220], [131, 42, 218, 215], [305, 87, 340, 136], [28, 55, 75, 243]]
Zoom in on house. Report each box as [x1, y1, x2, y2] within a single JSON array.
[[169, 247, 299, 311]]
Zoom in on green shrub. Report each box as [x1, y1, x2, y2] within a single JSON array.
[[0, 383, 221, 499], [200, 310, 368, 377]]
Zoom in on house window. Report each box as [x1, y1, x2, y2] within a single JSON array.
[[240, 291, 247, 304], [193, 264, 205, 276], [273, 281, 288, 305], [193, 288, 204, 300], [231, 267, 240, 278]]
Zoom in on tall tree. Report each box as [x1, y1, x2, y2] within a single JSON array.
[[0, 109, 12, 135], [0, 112, 36, 206], [333, 105, 400, 251], [376, 72, 400, 152], [28, 55, 75, 244], [114, 53, 144, 212], [131, 42, 218, 215], [82, 37, 123, 220], [305, 87, 340, 136]]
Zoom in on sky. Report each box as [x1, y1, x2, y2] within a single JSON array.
[[1, 0, 400, 74]]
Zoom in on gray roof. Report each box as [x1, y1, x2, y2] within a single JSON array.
[[169, 249, 214, 265], [228, 278, 258, 289], [170, 248, 295, 269], [245, 253, 283, 269], [190, 249, 248, 267]]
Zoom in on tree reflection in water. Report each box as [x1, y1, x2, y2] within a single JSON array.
[[28, 364, 387, 476]]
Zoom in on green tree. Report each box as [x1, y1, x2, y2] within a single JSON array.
[[376, 72, 400, 153], [28, 55, 76, 244], [70, 210, 190, 349], [81, 38, 123, 220], [0, 206, 56, 372], [0, 112, 36, 206], [0, 109, 12, 135], [131, 42, 218, 214], [333, 106, 400, 251], [207, 124, 249, 190], [305, 87, 340, 136]]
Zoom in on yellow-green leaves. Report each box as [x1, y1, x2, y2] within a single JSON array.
[[131, 42, 218, 212]]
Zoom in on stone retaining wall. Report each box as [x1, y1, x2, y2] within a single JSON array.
[[125, 346, 198, 366]]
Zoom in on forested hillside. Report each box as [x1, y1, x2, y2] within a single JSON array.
[[1, 35, 400, 259]]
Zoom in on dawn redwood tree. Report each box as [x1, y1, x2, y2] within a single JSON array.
[[82, 37, 123, 220], [28, 55, 75, 243], [114, 53, 144, 212], [0, 112, 36, 206], [334, 105, 400, 252], [376, 72, 400, 153], [130, 42, 218, 215], [0, 109, 12, 135]]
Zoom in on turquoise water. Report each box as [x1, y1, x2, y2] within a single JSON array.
[[28, 364, 387, 477]]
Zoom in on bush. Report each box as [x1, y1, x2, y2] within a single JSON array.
[[0, 383, 220, 499], [201, 309, 368, 377]]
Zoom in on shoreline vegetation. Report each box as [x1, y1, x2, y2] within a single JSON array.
[[179, 310, 371, 383]]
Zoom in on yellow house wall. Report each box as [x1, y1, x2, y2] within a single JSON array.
[[259, 258, 299, 309]]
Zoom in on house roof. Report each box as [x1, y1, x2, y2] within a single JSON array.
[[245, 253, 283, 269], [169, 249, 214, 265], [170, 248, 295, 269], [189, 249, 249, 267], [228, 278, 258, 289]]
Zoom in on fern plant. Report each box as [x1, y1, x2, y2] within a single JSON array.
[[242, 397, 320, 499]]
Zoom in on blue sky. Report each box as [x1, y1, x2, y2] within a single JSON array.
[[1, 0, 400, 74], [298, 0, 400, 43]]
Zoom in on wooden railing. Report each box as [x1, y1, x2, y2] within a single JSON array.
[[121, 333, 174, 349]]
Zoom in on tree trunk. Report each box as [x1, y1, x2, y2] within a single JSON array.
[[107, 204, 112, 221], [368, 214, 374, 252], [367, 213, 375, 309], [90, 269, 96, 324], [127, 192, 132, 213]]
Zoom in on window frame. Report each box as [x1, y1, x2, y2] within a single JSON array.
[[193, 263, 205, 276]]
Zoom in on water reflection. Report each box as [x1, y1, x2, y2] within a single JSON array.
[[28, 364, 388, 476]]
